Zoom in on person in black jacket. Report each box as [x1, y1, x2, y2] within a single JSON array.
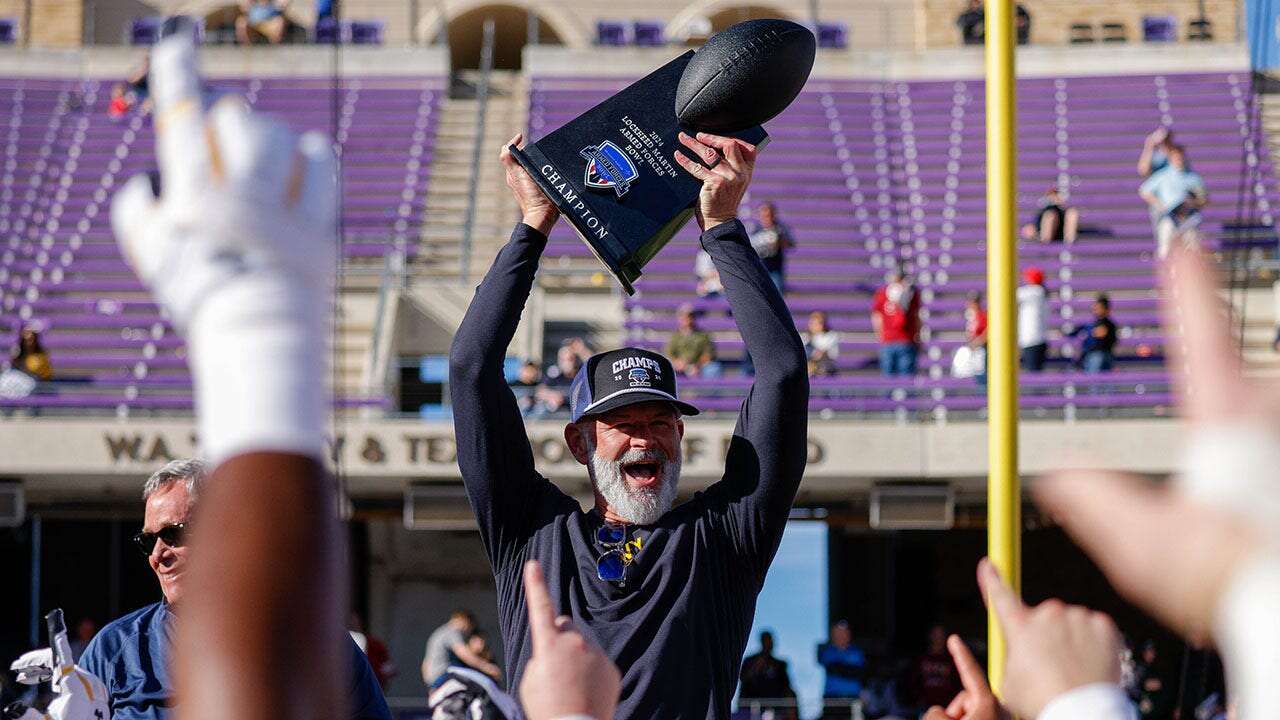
[[449, 130, 810, 719], [739, 631, 796, 718]]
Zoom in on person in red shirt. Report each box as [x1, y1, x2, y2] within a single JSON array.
[[872, 268, 922, 376], [964, 292, 987, 347], [904, 624, 964, 714]]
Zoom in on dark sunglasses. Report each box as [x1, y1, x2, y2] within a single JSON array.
[[132, 523, 188, 556], [595, 524, 642, 584]]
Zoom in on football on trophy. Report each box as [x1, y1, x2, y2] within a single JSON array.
[[674, 19, 817, 133]]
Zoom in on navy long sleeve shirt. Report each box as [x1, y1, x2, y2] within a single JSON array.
[[449, 219, 809, 719]]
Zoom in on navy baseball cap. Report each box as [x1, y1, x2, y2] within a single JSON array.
[[569, 348, 700, 422]]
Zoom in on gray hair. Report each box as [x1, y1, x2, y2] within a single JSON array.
[[142, 458, 209, 503]]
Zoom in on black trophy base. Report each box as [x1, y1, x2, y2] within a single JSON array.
[[510, 52, 767, 295]]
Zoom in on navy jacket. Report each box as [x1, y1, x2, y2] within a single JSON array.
[[79, 602, 390, 720]]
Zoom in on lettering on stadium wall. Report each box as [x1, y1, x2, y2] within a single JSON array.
[[100, 430, 826, 475]]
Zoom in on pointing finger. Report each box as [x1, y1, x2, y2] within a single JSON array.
[[977, 557, 1026, 633], [1161, 248, 1249, 424], [946, 634, 990, 696], [150, 30, 208, 199]]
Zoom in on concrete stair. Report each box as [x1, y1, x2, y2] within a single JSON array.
[[335, 291, 379, 399], [413, 71, 523, 284], [1233, 284, 1280, 379]]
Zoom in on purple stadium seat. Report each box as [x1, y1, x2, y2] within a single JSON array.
[[127, 16, 164, 45], [522, 70, 1279, 415], [817, 22, 848, 49], [350, 20, 383, 45], [633, 21, 666, 46], [0, 18, 16, 44], [596, 20, 628, 46], [314, 17, 344, 43], [1142, 16, 1177, 42], [0, 73, 446, 413]]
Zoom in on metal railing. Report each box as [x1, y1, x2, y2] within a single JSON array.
[[366, 249, 406, 402], [735, 698, 864, 720], [458, 17, 495, 286]]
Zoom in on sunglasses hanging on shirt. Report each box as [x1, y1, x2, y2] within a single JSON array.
[[596, 524, 643, 585]]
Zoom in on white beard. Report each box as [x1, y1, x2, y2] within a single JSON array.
[[583, 436, 681, 525]]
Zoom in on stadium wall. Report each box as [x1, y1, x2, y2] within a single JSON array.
[[0, 1, 1240, 51], [1, 417, 1183, 502]]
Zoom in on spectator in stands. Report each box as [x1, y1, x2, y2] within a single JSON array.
[[11, 326, 51, 381], [1021, 186, 1078, 244], [1137, 126, 1177, 178], [1140, 144, 1208, 259], [79, 459, 390, 719], [533, 344, 582, 416], [952, 292, 988, 380], [69, 617, 98, 663], [349, 612, 397, 692], [665, 303, 719, 378], [108, 84, 133, 120], [1017, 267, 1049, 372], [563, 336, 594, 365], [818, 620, 866, 703], [739, 631, 796, 717], [748, 202, 794, 292], [511, 360, 542, 417], [803, 310, 840, 377], [1069, 294, 1118, 374], [957, 0, 984, 44], [237, 0, 290, 45], [109, 53, 151, 121], [316, 0, 335, 23], [965, 291, 988, 349], [872, 268, 921, 376], [422, 610, 501, 688], [466, 630, 502, 684], [904, 624, 963, 715], [957, 1, 1031, 45], [695, 248, 722, 298]]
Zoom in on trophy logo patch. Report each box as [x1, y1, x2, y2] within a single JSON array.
[[627, 367, 652, 387], [581, 141, 639, 198]]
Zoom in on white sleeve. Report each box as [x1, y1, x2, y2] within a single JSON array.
[[1215, 553, 1280, 720], [1037, 683, 1136, 720]]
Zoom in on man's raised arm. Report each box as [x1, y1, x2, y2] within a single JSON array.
[[673, 133, 810, 575], [449, 135, 561, 567]]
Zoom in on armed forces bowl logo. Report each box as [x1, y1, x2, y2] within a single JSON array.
[[627, 367, 652, 387], [581, 140, 639, 198]]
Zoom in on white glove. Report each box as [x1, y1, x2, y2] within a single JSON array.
[[10, 648, 54, 685], [8, 649, 111, 720], [46, 666, 111, 720], [109, 30, 337, 464]]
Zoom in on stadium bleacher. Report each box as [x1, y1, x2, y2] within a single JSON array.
[[0, 73, 444, 413], [1, 65, 1273, 419], [531, 70, 1277, 417]]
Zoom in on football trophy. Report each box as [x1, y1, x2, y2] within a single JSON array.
[[510, 19, 816, 294]]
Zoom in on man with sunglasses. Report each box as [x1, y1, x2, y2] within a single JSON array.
[[450, 130, 809, 718], [78, 459, 391, 720]]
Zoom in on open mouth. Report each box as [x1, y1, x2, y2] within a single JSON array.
[[622, 461, 662, 486]]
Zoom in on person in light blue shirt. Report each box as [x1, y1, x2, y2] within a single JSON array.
[[79, 459, 390, 720], [1139, 145, 1207, 258], [817, 620, 866, 701]]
